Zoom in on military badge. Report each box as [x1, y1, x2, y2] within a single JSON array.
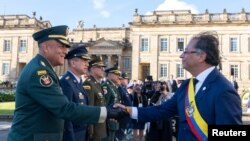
[[98, 92, 103, 97], [40, 75, 53, 87], [103, 87, 108, 95], [79, 93, 84, 99]]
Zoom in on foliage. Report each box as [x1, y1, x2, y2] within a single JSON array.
[[0, 90, 15, 102]]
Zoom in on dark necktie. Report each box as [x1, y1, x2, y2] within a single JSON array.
[[79, 78, 83, 85], [193, 78, 199, 92]]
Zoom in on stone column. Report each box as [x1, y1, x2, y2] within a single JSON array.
[[118, 55, 122, 69], [107, 55, 111, 68]]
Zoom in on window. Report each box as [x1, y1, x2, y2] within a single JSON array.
[[230, 65, 239, 79], [140, 38, 149, 52], [176, 64, 184, 77], [3, 40, 11, 52], [177, 38, 184, 52], [124, 57, 131, 69], [19, 40, 27, 52], [160, 38, 168, 51], [160, 64, 168, 77], [2, 63, 10, 75], [230, 38, 237, 52]]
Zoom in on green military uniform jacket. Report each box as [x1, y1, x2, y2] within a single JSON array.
[[83, 75, 107, 140], [101, 80, 121, 106], [101, 80, 120, 133], [7, 54, 106, 141]]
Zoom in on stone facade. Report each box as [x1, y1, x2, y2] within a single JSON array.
[[0, 14, 51, 82], [130, 9, 250, 91], [1, 9, 250, 92]]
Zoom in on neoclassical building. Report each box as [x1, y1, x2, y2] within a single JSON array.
[[128, 9, 250, 91], [0, 13, 51, 81], [1, 9, 250, 92]]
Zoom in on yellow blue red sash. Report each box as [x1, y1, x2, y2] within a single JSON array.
[[185, 78, 208, 141]]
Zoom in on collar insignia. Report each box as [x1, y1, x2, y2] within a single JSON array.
[[40, 61, 46, 67]]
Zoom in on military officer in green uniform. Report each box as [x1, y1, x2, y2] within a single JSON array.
[[7, 25, 127, 141], [83, 56, 108, 141], [102, 66, 122, 141]]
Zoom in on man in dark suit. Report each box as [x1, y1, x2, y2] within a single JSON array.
[[169, 74, 178, 93], [60, 46, 91, 141], [230, 75, 239, 92], [115, 32, 242, 141], [83, 56, 108, 141], [7, 25, 127, 141]]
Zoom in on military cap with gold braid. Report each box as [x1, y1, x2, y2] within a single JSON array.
[[32, 25, 70, 48], [105, 65, 121, 76], [120, 72, 129, 79], [89, 56, 106, 69], [65, 45, 90, 60]]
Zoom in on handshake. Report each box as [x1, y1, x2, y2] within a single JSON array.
[[106, 104, 130, 120]]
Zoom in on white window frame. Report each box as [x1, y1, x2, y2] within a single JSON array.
[[140, 37, 149, 52], [2, 62, 10, 75], [230, 64, 239, 79], [123, 57, 131, 69], [3, 39, 11, 52], [160, 37, 168, 51], [176, 64, 184, 78], [19, 39, 27, 52], [160, 64, 168, 77], [229, 37, 238, 52], [177, 38, 184, 52]]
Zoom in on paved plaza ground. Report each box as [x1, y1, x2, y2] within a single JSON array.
[[0, 116, 249, 141]]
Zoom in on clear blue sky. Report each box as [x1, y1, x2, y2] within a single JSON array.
[[1, 0, 250, 30]]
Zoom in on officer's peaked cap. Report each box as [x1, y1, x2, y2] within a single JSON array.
[[120, 72, 129, 79], [33, 25, 70, 48], [65, 46, 90, 60], [89, 56, 106, 68], [105, 65, 121, 75]]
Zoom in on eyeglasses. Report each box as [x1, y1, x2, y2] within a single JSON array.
[[182, 51, 198, 55]]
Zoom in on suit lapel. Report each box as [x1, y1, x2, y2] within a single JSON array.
[[195, 69, 219, 104]]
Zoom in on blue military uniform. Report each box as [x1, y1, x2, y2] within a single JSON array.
[[60, 46, 91, 141], [7, 26, 106, 141], [116, 72, 133, 140]]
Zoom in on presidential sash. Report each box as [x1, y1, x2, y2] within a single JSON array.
[[185, 78, 208, 141]]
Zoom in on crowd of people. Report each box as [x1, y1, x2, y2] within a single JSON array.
[[7, 25, 242, 141]]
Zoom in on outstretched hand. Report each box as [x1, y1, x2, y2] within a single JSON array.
[[106, 105, 129, 120]]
